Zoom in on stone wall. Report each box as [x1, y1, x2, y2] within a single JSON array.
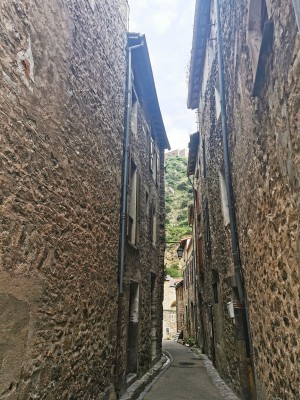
[[175, 281, 184, 333], [115, 45, 166, 391], [0, 1, 127, 398], [191, 0, 300, 399], [228, 1, 300, 398]]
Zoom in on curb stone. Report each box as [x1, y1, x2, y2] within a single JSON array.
[[190, 347, 240, 400], [119, 352, 171, 400]]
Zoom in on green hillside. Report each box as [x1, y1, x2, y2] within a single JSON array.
[[165, 156, 193, 277]]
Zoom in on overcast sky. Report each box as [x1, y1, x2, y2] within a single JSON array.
[[128, 0, 197, 151]]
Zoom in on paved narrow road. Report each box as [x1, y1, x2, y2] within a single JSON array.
[[143, 341, 223, 400]]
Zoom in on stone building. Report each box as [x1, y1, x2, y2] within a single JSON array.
[[174, 236, 198, 341], [187, 0, 300, 399], [115, 32, 170, 394], [175, 280, 184, 334], [162, 276, 177, 340], [0, 2, 168, 399]]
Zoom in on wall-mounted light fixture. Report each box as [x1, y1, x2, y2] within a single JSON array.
[[176, 246, 184, 259], [163, 240, 184, 260]]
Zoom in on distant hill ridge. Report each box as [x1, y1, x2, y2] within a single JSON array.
[[165, 148, 188, 159]]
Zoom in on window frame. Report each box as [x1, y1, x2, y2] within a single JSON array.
[[127, 159, 139, 245], [131, 87, 138, 136]]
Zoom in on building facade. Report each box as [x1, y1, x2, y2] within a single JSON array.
[[116, 32, 170, 394], [187, 0, 300, 399], [0, 2, 168, 399], [174, 237, 199, 341], [162, 276, 177, 340]]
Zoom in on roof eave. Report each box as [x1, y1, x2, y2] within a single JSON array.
[[128, 33, 171, 150], [187, 0, 211, 110], [187, 131, 200, 175]]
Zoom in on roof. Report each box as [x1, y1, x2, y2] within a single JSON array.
[[175, 280, 184, 289], [187, 0, 211, 110], [128, 33, 170, 150], [179, 236, 192, 249], [187, 131, 200, 175]]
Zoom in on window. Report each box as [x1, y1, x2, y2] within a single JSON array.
[[248, 0, 268, 78], [156, 151, 160, 185], [212, 282, 218, 304], [219, 168, 230, 226], [150, 205, 157, 246], [198, 237, 204, 272], [150, 136, 158, 183], [190, 261, 194, 284], [204, 198, 211, 258], [208, 0, 216, 68], [208, 37, 215, 69], [195, 190, 201, 222], [131, 88, 138, 136], [152, 208, 157, 246], [292, 0, 300, 31], [170, 314, 175, 322], [188, 204, 194, 226], [202, 139, 207, 178], [248, 0, 274, 96], [212, 269, 219, 304], [215, 78, 221, 120], [150, 137, 154, 172], [146, 191, 149, 217], [128, 160, 138, 244]]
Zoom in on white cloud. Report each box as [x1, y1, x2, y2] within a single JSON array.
[[151, 10, 175, 34], [128, 0, 197, 150], [129, 0, 181, 34], [163, 112, 196, 150]]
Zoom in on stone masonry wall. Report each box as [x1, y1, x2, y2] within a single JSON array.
[[115, 67, 166, 390], [227, 1, 300, 398], [176, 282, 184, 333], [196, 64, 247, 398], [205, 0, 300, 398], [0, 1, 127, 398]]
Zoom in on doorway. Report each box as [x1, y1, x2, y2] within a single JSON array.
[[150, 273, 157, 359]]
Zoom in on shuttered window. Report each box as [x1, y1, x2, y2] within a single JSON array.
[[128, 159, 140, 245]]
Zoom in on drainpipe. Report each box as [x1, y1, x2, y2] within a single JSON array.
[[215, 1, 256, 398], [119, 39, 144, 294]]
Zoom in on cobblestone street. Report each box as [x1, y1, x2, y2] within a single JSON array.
[[142, 341, 239, 400]]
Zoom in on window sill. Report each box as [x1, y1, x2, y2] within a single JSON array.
[[127, 241, 139, 251]]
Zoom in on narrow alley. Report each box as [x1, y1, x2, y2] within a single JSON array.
[[0, 0, 299, 399], [143, 341, 237, 400]]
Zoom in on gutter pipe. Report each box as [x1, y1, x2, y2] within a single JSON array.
[[119, 40, 144, 294], [215, 1, 256, 398]]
